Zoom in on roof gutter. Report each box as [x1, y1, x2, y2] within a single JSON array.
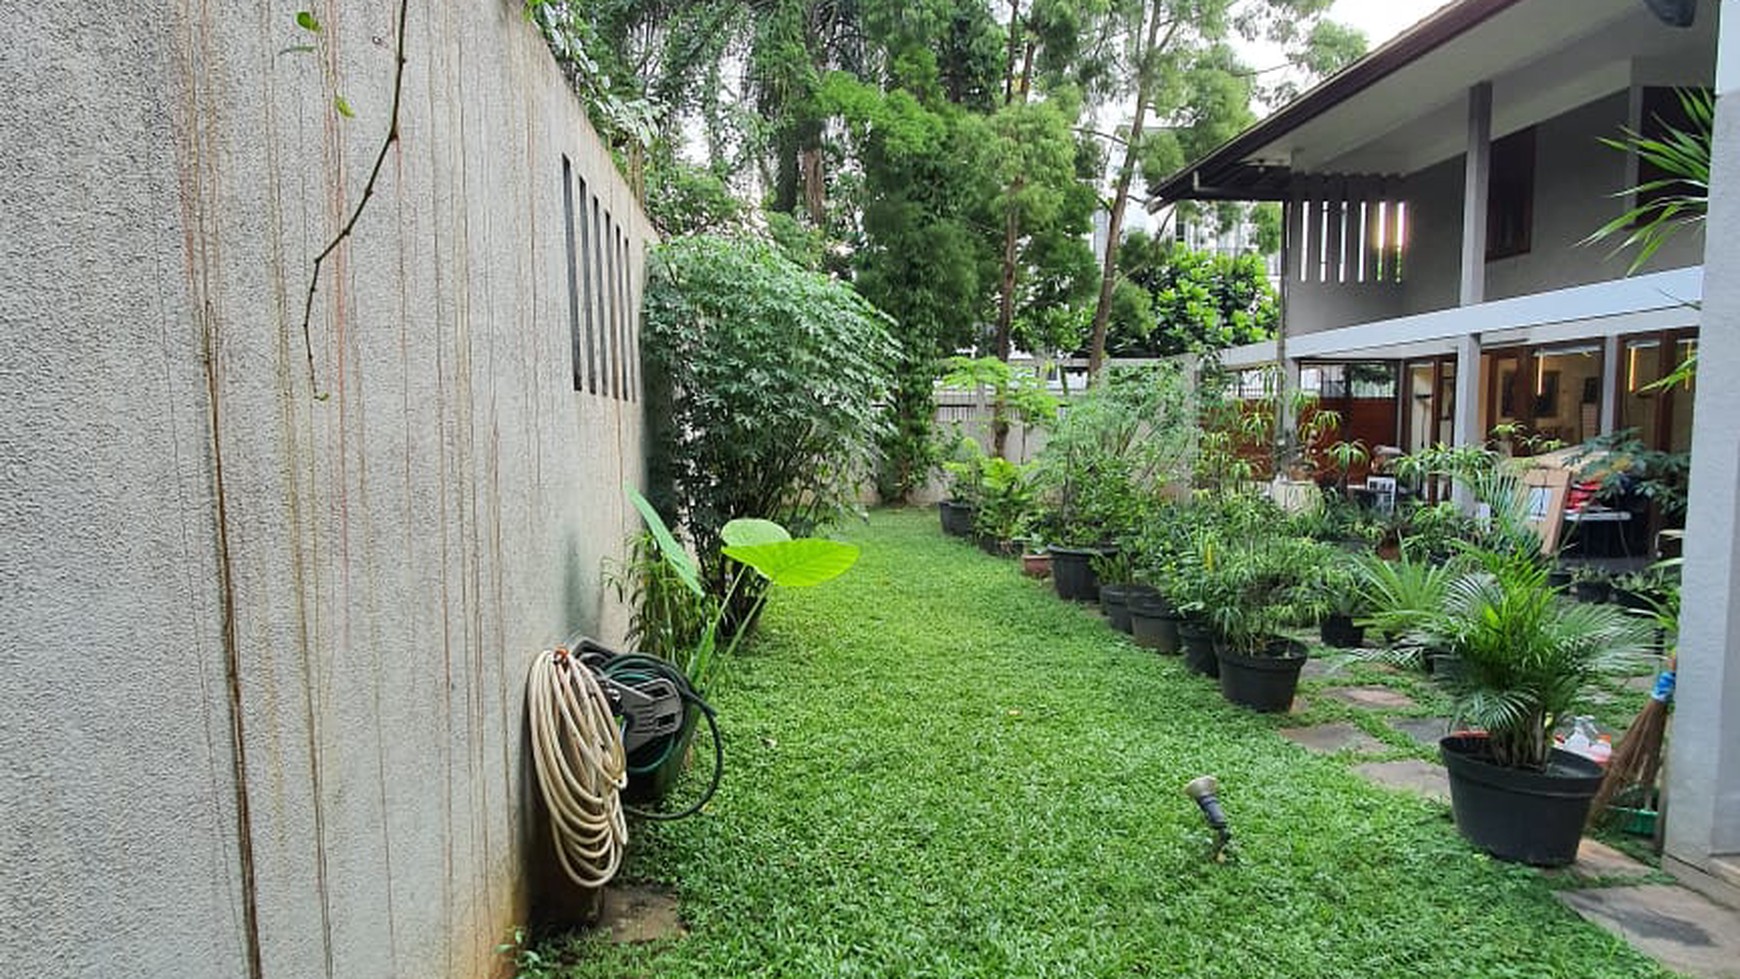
[[1150, 0, 1528, 204]]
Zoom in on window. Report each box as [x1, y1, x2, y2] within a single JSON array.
[[1486, 127, 1535, 261]]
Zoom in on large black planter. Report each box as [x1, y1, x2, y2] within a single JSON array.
[[976, 533, 1016, 557], [1178, 619, 1219, 677], [1571, 579, 1612, 604], [938, 500, 976, 537], [1319, 613, 1365, 649], [1217, 640, 1308, 713], [1439, 735, 1605, 866], [1129, 595, 1181, 653], [1050, 546, 1107, 603], [1100, 584, 1134, 633]]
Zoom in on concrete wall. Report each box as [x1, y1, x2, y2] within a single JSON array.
[[1665, 0, 1740, 905], [0, 3, 651, 977]]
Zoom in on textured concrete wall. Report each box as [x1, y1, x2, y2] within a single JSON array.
[[0, 2, 651, 977], [1666, 0, 1740, 893]]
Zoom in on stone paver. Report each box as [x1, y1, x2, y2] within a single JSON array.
[[1278, 722, 1387, 756], [1549, 838, 1655, 883], [1557, 884, 1740, 979], [1389, 716, 1451, 747], [1351, 759, 1449, 803], [1300, 658, 1345, 680], [1324, 686, 1417, 709], [598, 883, 687, 944]]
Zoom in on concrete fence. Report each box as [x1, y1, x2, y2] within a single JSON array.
[[0, 2, 651, 977]]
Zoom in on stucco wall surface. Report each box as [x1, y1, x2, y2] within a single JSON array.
[[0, 2, 651, 977]]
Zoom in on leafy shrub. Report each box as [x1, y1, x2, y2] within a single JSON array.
[[643, 234, 899, 585]]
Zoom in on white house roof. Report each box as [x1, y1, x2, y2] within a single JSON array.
[[1151, 0, 1717, 203]]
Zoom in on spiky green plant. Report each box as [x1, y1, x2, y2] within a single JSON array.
[[1354, 553, 1460, 640], [1585, 88, 1711, 274], [1410, 550, 1653, 770]]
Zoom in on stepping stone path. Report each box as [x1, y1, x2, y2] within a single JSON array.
[[1278, 722, 1387, 756], [1388, 716, 1452, 747], [1351, 759, 1450, 803], [1557, 885, 1740, 979], [1300, 666, 1740, 978], [1323, 685, 1416, 709]]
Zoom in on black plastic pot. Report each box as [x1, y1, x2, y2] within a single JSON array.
[[1439, 735, 1605, 866], [938, 500, 976, 537], [1572, 579, 1612, 604], [976, 533, 1016, 557], [1427, 651, 1463, 683], [1050, 546, 1107, 603], [1129, 596, 1182, 653], [1319, 613, 1366, 649], [1217, 639, 1308, 713], [1547, 568, 1573, 590], [1614, 587, 1655, 612], [1100, 584, 1134, 633], [1178, 619, 1219, 677]]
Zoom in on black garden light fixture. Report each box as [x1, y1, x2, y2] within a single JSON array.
[[1185, 775, 1232, 862]]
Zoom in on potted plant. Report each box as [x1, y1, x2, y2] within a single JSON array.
[[1205, 538, 1320, 712], [1162, 534, 1222, 677], [1019, 535, 1052, 579], [1308, 556, 1367, 649], [973, 457, 1038, 557], [1033, 365, 1192, 601], [1390, 549, 1652, 865], [937, 433, 985, 537], [1568, 564, 1613, 604], [1093, 550, 1139, 633]]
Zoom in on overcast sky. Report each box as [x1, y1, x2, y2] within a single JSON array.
[[1332, 0, 1452, 50]]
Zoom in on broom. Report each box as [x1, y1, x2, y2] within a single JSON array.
[[1587, 655, 1675, 829]]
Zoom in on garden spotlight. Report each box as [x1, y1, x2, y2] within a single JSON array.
[[1185, 775, 1232, 862]]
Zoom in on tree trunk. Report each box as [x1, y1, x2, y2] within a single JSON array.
[[1087, 5, 1171, 386]]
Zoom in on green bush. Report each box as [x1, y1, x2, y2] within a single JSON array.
[[643, 234, 899, 586]]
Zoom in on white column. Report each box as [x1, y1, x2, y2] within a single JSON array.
[[1459, 82, 1493, 308], [1600, 335, 1621, 435], [1665, 1, 1740, 904]]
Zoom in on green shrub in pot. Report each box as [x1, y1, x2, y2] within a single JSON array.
[[1378, 548, 1653, 864]]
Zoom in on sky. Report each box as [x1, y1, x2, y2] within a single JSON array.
[[1331, 0, 1453, 52]]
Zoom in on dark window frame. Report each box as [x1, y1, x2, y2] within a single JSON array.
[[1486, 126, 1536, 261]]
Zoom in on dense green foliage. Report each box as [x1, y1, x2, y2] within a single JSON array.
[[1106, 232, 1278, 356], [1031, 363, 1193, 544], [641, 235, 899, 580], [530, 511, 1667, 978]]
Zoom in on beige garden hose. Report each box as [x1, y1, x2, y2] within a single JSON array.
[[528, 647, 628, 888]]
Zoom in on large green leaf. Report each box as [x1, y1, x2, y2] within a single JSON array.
[[721, 518, 791, 547], [723, 539, 860, 588], [628, 487, 703, 597]]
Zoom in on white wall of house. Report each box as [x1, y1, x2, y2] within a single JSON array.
[[0, 2, 651, 977]]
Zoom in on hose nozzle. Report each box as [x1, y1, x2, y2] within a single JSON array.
[[1185, 775, 1231, 861]]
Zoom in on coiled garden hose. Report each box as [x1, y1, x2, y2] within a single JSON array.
[[574, 641, 724, 822], [528, 646, 629, 888]]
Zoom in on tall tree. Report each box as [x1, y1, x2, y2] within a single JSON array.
[[1082, 0, 1357, 381]]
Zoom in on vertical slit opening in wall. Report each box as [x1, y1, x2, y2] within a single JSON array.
[[1317, 203, 1330, 283], [1374, 201, 1390, 282], [606, 217, 622, 400], [1355, 201, 1369, 283], [1394, 201, 1409, 282], [587, 195, 602, 395], [601, 206, 616, 398], [620, 234, 636, 401], [619, 227, 633, 401], [562, 158, 584, 392]]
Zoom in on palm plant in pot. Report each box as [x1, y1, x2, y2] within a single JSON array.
[[973, 457, 1038, 557], [1391, 548, 1652, 865], [1162, 532, 1223, 677], [1205, 537, 1324, 712]]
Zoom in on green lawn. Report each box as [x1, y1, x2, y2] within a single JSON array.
[[538, 508, 1666, 978]]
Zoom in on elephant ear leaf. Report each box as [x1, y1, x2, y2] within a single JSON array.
[[628, 487, 703, 597], [721, 518, 791, 547], [723, 539, 860, 588]]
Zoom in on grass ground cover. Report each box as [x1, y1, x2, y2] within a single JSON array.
[[535, 508, 1669, 978]]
